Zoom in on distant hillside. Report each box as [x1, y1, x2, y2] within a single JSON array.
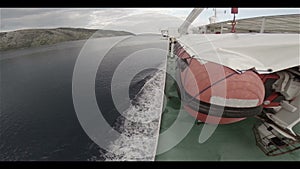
[[0, 27, 134, 51]]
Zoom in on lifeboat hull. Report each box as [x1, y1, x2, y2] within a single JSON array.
[[174, 42, 265, 124]]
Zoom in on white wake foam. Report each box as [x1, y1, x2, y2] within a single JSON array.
[[103, 69, 166, 161]]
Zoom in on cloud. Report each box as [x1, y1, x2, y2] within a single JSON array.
[[95, 12, 188, 34], [1, 8, 299, 33], [1, 8, 94, 31], [0, 8, 192, 33]]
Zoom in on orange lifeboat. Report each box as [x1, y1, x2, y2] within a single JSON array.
[[174, 42, 265, 124]]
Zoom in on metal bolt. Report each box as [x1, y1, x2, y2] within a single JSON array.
[[264, 100, 271, 105]]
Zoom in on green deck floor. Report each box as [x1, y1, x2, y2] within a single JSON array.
[[155, 56, 300, 161]]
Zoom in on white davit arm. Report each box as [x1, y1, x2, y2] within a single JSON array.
[[178, 8, 204, 36]]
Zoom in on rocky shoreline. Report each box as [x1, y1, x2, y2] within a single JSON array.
[[0, 27, 133, 51]]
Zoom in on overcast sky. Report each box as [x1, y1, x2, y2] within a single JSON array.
[[1, 8, 299, 33]]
